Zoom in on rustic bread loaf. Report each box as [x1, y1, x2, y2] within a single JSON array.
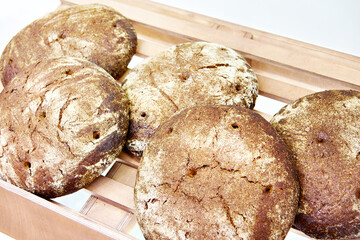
[[270, 90, 360, 239], [121, 41, 258, 156], [135, 105, 299, 240], [0, 3, 137, 87], [0, 57, 129, 198]]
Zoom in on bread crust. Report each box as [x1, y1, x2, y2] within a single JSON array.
[[270, 90, 360, 239], [0, 57, 129, 198], [135, 105, 299, 240], [121, 42, 258, 156], [0, 4, 137, 86]]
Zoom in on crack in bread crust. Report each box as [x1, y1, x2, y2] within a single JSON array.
[[135, 105, 299, 240], [270, 90, 360, 239], [123, 42, 259, 157], [0, 57, 129, 198], [0, 4, 137, 86]]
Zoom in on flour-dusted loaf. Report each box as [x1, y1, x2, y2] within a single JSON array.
[[121, 41, 258, 156], [0, 4, 137, 86], [0, 57, 129, 198], [270, 90, 360, 239], [135, 105, 299, 240]]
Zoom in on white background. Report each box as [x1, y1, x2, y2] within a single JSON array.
[[0, 0, 360, 239]]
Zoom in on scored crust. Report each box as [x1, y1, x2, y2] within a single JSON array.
[[0, 57, 129, 198], [135, 105, 299, 240], [0, 3, 137, 86], [270, 90, 360, 239], [121, 41, 258, 156]]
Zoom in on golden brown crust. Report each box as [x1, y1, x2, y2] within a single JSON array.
[[0, 4, 137, 86], [135, 105, 299, 240], [121, 42, 258, 157], [0, 57, 129, 198], [270, 90, 360, 239]]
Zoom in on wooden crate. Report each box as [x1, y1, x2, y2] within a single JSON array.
[[1, 0, 360, 239]]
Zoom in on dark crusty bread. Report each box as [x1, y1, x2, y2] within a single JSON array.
[[270, 90, 360, 239], [0, 57, 129, 198], [135, 105, 299, 240], [121, 41, 258, 157], [0, 4, 137, 87]]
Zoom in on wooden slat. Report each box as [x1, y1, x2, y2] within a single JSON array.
[[117, 151, 140, 168], [81, 196, 137, 233], [0, 179, 136, 240], [134, 0, 359, 64], [62, 0, 360, 87], [80, 157, 139, 237], [85, 176, 135, 213], [107, 161, 138, 187], [252, 59, 360, 102]]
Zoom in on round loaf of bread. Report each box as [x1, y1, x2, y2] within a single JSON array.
[[0, 57, 129, 198], [121, 41, 258, 156], [270, 90, 360, 239], [135, 105, 299, 240], [0, 3, 137, 87]]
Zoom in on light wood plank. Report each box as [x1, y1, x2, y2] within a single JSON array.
[[107, 162, 138, 187], [85, 176, 136, 212], [0, 180, 135, 240], [81, 196, 137, 233]]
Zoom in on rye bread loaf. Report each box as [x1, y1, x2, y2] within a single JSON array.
[[0, 3, 137, 87], [135, 105, 299, 240], [0, 57, 129, 198], [270, 90, 360, 239], [121, 41, 258, 156]]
